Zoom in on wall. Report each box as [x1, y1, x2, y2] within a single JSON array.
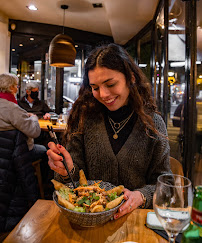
[[0, 11, 10, 74]]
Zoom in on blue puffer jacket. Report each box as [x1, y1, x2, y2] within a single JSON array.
[[0, 130, 39, 232]]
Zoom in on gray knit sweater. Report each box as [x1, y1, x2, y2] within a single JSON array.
[[55, 112, 171, 208]]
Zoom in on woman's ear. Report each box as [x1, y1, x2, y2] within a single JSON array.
[[131, 73, 135, 84]]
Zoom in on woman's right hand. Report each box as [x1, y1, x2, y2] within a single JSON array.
[[47, 142, 74, 176]]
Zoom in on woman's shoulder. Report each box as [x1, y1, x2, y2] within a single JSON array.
[[152, 112, 165, 123], [152, 112, 168, 136], [0, 98, 18, 110]]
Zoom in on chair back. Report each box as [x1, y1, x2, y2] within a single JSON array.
[[170, 156, 184, 176]]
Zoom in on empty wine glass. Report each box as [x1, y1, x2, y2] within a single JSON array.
[[153, 174, 193, 243]]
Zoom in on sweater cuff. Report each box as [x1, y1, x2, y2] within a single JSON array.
[[54, 163, 79, 184], [136, 184, 156, 209]]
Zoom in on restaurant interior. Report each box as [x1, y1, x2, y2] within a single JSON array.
[[0, 0, 202, 241]]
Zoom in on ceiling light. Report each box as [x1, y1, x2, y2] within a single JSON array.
[[49, 5, 76, 67], [19, 44, 23, 47], [12, 49, 15, 52], [26, 5, 38, 11], [139, 64, 147, 68], [75, 45, 78, 48], [30, 37, 34, 41], [168, 72, 175, 76]]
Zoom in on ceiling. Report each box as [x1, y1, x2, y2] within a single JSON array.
[[0, 0, 159, 45]]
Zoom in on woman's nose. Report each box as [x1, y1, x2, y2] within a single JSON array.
[[99, 87, 109, 98]]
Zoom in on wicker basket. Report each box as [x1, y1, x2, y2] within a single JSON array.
[[53, 180, 124, 227]]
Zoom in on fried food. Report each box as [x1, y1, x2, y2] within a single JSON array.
[[52, 170, 125, 213], [51, 179, 71, 191], [79, 169, 88, 186], [90, 205, 104, 213], [56, 191, 75, 210], [106, 195, 124, 209], [106, 185, 124, 196]]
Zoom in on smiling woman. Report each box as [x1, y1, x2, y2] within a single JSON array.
[[47, 43, 171, 221], [89, 67, 130, 111]]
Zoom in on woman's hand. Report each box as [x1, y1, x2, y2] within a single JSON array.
[[114, 189, 144, 220], [47, 142, 74, 176]]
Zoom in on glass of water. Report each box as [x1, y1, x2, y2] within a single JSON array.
[[153, 174, 193, 243]]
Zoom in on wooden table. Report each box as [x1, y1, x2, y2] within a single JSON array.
[[4, 200, 167, 243], [38, 119, 66, 132]]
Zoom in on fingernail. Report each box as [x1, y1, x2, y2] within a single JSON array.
[[60, 158, 63, 161], [119, 208, 122, 213], [114, 214, 119, 219], [58, 145, 62, 148]]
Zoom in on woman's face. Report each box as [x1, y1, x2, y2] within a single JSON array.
[[10, 82, 18, 95], [88, 67, 130, 111]]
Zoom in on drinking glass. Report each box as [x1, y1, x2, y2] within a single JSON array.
[[153, 174, 193, 243]]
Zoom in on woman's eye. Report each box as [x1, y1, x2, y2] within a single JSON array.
[[107, 83, 115, 88], [92, 87, 99, 91]]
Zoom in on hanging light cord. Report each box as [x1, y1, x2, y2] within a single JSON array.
[[63, 8, 66, 34]]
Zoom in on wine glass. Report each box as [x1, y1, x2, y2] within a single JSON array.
[[153, 174, 193, 243]]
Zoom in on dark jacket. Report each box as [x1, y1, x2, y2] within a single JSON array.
[[0, 130, 39, 232], [18, 96, 52, 118]]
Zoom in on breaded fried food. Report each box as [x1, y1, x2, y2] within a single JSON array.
[[106, 195, 124, 209], [90, 205, 104, 213], [79, 169, 88, 186], [56, 191, 75, 210], [106, 185, 124, 196], [51, 179, 71, 191]]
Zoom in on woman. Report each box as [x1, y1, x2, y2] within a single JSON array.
[[47, 44, 171, 219]]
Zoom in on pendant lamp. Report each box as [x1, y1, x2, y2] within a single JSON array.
[[49, 5, 76, 67]]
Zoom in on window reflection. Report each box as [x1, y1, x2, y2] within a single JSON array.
[[167, 0, 185, 162]]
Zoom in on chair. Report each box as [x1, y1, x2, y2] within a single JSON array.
[[32, 159, 45, 199], [170, 156, 184, 176]]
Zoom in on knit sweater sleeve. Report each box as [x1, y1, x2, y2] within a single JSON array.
[[135, 113, 171, 208]]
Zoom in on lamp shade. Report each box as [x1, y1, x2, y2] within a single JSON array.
[[49, 34, 76, 67]]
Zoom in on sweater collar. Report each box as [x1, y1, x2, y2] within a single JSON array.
[[0, 92, 17, 104]]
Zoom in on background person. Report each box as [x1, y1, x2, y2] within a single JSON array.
[[18, 82, 53, 119], [0, 73, 48, 232], [0, 73, 47, 156], [47, 44, 171, 219]]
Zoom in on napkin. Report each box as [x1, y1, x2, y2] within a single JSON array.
[[152, 229, 182, 243]]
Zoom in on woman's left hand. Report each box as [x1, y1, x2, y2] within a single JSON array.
[[114, 189, 144, 220]]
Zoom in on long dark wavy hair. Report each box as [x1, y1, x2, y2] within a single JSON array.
[[64, 43, 158, 145]]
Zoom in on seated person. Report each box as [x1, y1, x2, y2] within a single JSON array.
[[47, 44, 171, 220], [18, 82, 53, 119], [0, 74, 47, 157], [0, 73, 47, 232]]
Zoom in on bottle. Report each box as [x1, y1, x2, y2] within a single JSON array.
[[181, 185, 202, 243]]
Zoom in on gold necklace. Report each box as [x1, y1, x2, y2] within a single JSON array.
[[108, 111, 134, 139]]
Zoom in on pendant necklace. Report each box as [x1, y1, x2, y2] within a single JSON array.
[[108, 111, 134, 139]]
